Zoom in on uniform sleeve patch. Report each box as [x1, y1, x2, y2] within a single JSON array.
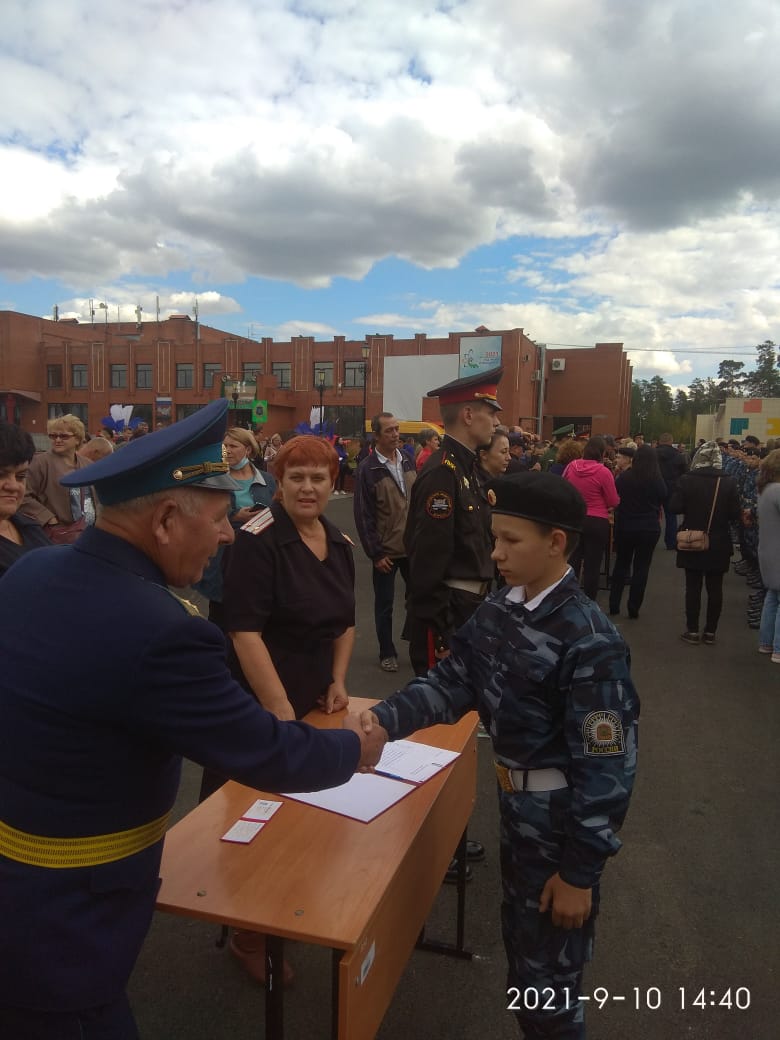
[[240, 507, 275, 535], [426, 491, 454, 519], [582, 710, 625, 756]]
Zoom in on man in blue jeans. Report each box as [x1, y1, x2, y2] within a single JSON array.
[[353, 413, 416, 672]]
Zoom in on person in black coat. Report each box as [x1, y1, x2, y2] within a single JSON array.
[[656, 432, 688, 549], [668, 440, 741, 644], [609, 445, 667, 619]]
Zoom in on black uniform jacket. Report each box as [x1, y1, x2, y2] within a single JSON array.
[[404, 434, 493, 637]]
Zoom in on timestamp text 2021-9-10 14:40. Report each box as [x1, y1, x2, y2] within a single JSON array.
[[506, 986, 752, 1013]]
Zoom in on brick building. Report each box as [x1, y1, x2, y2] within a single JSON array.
[[0, 310, 632, 440]]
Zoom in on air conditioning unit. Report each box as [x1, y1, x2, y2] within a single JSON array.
[[551, 358, 566, 372]]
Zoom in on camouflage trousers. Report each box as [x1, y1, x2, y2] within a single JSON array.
[[498, 786, 600, 1039]]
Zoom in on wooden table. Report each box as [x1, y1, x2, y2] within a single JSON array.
[[156, 699, 478, 1040]]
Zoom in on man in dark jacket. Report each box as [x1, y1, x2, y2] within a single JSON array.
[[353, 413, 416, 672], [656, 431, 688, 549]]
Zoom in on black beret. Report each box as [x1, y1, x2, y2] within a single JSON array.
[[486, 472, 585, 532]]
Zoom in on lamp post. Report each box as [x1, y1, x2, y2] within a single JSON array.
[[317, 370, 325, 433], [361, 342, 370, 434], [221, 375, 246, 427]]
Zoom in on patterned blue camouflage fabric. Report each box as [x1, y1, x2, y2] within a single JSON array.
[[372, 570, 639, 1038]]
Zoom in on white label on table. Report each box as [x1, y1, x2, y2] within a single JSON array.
[[221, 819, 265, 844], [242, 799, 282, 822]]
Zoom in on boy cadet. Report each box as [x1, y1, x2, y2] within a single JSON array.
[[358, 472, 639, 1038], [0, 400, 384, 1040]]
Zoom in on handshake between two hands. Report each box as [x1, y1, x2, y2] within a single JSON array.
[[342, 709, 388, 772]]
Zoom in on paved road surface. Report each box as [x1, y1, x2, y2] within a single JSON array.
[[131, 495, 778, 1039]]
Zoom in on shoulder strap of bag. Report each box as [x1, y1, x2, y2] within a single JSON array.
[[705, 478, 721, 535]]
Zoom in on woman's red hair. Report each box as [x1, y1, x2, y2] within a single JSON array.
[[273, 435, 339, 483]]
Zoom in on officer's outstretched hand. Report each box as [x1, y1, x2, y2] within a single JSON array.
[[539, 872, 592, 930], [343, 712, 387, 772]]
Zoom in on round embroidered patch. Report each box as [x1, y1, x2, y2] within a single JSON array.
[[487, 488, 497, 506], [582, 710, 625, 756], [426, 491, 453, 519]]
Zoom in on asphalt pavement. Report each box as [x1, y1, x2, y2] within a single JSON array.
[[130, 494, 779, 1039]]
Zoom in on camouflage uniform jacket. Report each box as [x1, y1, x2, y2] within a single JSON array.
[[372, 571, 640, 889]]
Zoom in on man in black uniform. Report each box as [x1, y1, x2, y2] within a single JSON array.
[[405, 366, 503, 674], [404, 368, 502, 877]]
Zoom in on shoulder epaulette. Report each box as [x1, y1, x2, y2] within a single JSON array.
[[240, 507, 275, 535]]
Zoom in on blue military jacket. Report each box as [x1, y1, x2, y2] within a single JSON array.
[[372, 572, 639, 889], [0, 527, 360, 1012]]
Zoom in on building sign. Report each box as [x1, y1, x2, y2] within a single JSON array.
[[155, 397, 172, 426], [458, 335, 502, 377]]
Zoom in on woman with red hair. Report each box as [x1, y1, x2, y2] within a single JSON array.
[[218, 435, 356, 983], [223, 434, 354, 721]]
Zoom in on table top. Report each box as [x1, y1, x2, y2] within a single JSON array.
[[157, 699, 478, 950]]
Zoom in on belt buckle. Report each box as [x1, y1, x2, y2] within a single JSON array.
[[494, 762, 513, 793]]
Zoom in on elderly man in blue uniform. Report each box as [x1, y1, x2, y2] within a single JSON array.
[[0, 400, 385, 1040], [357, 472, 639, 1038]]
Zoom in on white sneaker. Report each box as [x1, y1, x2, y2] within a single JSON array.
[[772, 653, 780, 664], [380, 657, 398, 672]]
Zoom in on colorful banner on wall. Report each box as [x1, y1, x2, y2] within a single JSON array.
[[458, 335, 502, 377]]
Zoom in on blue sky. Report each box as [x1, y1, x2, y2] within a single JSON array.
[[1, 1, 778, 390]]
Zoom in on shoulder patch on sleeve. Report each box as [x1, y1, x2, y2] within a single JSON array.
[[426, 491, 454, 519], [582, 710, 625, 756], [240, 507, 275, 535]]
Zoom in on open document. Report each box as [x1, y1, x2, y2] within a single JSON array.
[[282, 740, 461, 823]]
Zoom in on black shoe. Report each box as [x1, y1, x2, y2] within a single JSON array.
[[444, 858, 473, 884], [466, 840, 485, 862]]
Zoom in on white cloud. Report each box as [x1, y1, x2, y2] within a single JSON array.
[[0, 0, 778, 388]]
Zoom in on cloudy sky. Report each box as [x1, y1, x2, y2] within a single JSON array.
[[2, 0, 778, 387]]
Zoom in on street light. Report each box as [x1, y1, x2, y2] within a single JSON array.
[[221, 375, 246, 427], [317, 370, 326, 432], [361, 343, 370, 434]]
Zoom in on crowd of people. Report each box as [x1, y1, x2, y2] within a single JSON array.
[[0, 383, 777, 1038]]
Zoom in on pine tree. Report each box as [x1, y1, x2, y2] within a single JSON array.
[[744, 341, 780, 398]]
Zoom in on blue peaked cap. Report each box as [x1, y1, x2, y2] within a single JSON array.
[[61, 399, 238, 506]]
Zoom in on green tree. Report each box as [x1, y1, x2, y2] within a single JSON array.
[[687, 377, 719, 415], [744, 341, 780, 398], [715, 360, 746, 402]]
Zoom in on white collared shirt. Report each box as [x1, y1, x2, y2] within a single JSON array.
[[375, 448, 407, 497], [505, 567, 572, 611]]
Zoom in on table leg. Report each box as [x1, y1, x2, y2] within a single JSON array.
[[265, 934, 285, 1039], [331, 947, 341, 1039], [416, 829, 473, 960]]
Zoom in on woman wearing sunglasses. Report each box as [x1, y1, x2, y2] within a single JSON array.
[[21, 414, 94, 544]]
